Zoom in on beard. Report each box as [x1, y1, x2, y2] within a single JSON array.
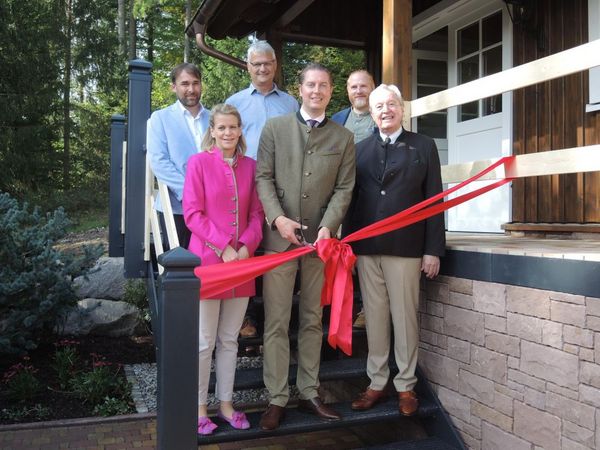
[[179, 95, 199, 108], [352, 96, 368, 110]]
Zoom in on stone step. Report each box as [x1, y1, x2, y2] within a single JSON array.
[[208, 355, 371, 391], [358, 437, 460, 450], [197, 397, 440, 445]]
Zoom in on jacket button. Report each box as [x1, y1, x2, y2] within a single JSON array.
[[302, 193, 308, 198], [304, 172, 310, 176], [231, 222, 237, 226], [380, 190, 386, 195], [231, 196, 236, 201]]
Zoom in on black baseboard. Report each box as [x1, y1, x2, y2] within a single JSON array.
[[440, 250, 600, 297]]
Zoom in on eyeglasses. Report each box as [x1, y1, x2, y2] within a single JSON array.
[[249, 60, 275, 69]]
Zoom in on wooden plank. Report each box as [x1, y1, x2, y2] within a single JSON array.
[[441, 146, 600, 184], [563, 0, 585, 222], [502, 223, 600, 233], [408, 39, 600, 118], [512, 25, 525, 223]]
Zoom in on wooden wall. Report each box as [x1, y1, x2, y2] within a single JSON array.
[[512, 0, 600, 225]]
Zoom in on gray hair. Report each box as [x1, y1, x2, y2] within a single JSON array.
[[247, 40, 276, 61], [369, 83, 404, 108]]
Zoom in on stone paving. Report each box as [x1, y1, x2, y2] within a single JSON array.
[[0, 413, 415, 449]]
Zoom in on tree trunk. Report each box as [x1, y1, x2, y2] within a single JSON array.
[[118, 0, 126, 55], [128, 0, 136, 60], [184, 0, 192, 62], [63, 0, 72, 190], [147, 12, 154, 62]]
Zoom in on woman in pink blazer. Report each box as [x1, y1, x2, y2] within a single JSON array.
[[183, 103, 263, 434]]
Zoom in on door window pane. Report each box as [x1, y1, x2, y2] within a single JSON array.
[[482, 11, 502, 48], [458, 55, 478, 84], [417, 60, 448, 86], [483, 46, 502, 76], [458, 22, 479, 58]]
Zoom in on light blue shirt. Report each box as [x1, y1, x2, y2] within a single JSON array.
[[226, 83, 299, 160], [146, 101, 210, 213]]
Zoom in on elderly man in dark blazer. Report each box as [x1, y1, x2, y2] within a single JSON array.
[[343, 84, 445, 417], [255, 63, 355, 430]]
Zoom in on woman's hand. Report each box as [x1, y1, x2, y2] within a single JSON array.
[[222, 245, 238, 263], [237, 245, 250, 260]]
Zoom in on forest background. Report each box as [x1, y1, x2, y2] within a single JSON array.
[[1, 0, 365, 223]]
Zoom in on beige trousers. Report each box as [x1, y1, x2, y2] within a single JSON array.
[[356, 254, 422, 392], [198, 296, 249, 405], [262, 251, 324, 407]]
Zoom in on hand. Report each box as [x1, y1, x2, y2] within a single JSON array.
[[222, 245, 238, 263], [421, 255, 440, 279], [314, 226, 331, 244], [237, 245, 250, 260], [274, 216, 307, 246]]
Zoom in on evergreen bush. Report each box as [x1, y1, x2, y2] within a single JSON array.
[[0, 192, 102, 355]]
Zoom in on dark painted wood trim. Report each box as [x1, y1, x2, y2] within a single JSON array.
[[440, 250, 600, 297]]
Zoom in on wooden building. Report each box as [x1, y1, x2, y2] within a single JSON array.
[[188, 0, 600, 234]]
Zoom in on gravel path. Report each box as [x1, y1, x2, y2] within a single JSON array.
[[125, 356, 299, 413]]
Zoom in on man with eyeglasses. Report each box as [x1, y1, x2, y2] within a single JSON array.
[[226, 40, 298, 160], [226, 40, 299, 340], [343, 84, 445, 418]]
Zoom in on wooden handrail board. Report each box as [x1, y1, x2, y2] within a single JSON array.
[[410, 39, 600, 118], [441, 145, 600, 184]]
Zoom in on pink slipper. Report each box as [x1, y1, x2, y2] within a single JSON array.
[[217, 410, 250, 430], [197, 416, 218, 435]]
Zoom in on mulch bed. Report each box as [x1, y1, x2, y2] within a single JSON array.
[[0, 334, 155, 425]]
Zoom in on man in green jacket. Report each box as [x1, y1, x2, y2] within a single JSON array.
[[255, 63, 356, 430]]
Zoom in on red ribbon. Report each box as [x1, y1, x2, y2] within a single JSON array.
[[194, 156, 515, 356]]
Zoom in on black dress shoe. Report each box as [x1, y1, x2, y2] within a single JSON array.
[[297, 397, 341, 420]]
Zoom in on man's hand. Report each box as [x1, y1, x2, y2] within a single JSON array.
[[314, 226, 331, 244], [421, 254, 440, 279], [274, 216, 307, 245], [222, 245, 238, 263]]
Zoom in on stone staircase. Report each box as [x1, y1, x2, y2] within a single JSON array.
[[198, 296, 466, 449]]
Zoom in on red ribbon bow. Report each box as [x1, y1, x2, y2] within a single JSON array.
[[315, 239, 356, 356]]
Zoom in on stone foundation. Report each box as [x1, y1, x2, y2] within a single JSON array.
[[419, 276, 600, 450]]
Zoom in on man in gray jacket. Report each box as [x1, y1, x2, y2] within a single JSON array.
[[255, 63, 355, 430]]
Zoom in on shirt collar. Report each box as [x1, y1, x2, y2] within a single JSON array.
[[379, 127, 403, 143], [299, 107, 325, 125], [176, 100, 205, 118], [250, 82, 279, 96]]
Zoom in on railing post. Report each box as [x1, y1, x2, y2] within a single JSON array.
[[124, 59, 152, 278], [109, 114, 126, 257], [156, 247, 200, 450]]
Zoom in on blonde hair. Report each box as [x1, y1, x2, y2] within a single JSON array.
[[200, 103, 247, 156]]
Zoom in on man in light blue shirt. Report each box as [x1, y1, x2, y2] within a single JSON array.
[[226, 40, 299, 160], [147, 63, 210, 249]]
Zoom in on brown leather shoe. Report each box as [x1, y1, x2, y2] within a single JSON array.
[[351, 388, 387, 410], [398, 390, 419, 416], [239, 316, 258, 338], [259, 404, 286, 430], [297, 397, 341, 420]]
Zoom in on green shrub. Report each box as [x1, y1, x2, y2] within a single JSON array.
[[93, 396, 132, 416], [70, 363, 130, 405], [51, 340, 80, 389], [0, 192, 102, 355], [123, 279, 151, 330]]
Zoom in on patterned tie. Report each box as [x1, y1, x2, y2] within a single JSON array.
[[307, 119, 319, 128]]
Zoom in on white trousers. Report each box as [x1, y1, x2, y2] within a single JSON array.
[[198, 296, 249, 405], [356, 255, 421, 392]]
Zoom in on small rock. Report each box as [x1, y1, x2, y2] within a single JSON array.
[[74, 256, 126, 300]]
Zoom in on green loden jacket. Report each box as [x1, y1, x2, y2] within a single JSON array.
[[256, 111, 356, 252]]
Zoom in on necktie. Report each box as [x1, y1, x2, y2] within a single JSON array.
[[307, 119, 319, 128]]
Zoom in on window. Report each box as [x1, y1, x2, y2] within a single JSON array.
[[456, 11, 503, 121]]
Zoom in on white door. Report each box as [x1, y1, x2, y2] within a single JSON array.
[[447, 3, 513, 232]]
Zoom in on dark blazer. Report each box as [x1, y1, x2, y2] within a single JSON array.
[[343, 129, 445, 258], [331, 107, 351, 125]]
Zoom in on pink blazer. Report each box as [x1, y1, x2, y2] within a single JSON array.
[[183, 148, 264, 299]]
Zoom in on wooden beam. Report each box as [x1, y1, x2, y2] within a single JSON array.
[[441, 145, 600, 184], [410, 38, 600, 118], [382, 0, 411, 98]]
